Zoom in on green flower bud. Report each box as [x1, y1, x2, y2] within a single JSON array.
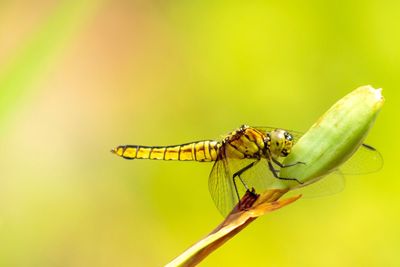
[[278, 86, 384, 189]]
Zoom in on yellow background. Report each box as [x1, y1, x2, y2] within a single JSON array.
[[0, 1, 399, 266]]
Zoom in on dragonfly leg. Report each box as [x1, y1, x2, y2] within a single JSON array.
[[267, 161, 304, 184], [272, 158, 306, 168], [232, 160, 260, 202]]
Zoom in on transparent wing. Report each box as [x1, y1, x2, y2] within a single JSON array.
[[208, 152, 237, 216], [224, 157, 276, 195], [339, 143, 383, 175], [287, 170, 346, 198], [229, 156, 345, 199], [209, 153, 346, 212], [208, 150, 277, 216]]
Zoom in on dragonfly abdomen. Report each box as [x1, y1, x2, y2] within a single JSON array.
[[112, 140, 221, 162]]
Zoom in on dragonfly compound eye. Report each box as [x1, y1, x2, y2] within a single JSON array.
[[284, 131, 293, 141]]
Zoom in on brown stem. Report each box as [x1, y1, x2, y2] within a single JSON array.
[[165, 189, 300, 267]]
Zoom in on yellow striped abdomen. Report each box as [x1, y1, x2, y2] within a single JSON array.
[[111, 140, 220, 162]]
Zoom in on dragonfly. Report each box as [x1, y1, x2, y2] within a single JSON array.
[[111, 125, 382, 216]]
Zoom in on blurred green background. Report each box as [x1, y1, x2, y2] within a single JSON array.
[[0, 1, 399, 266]]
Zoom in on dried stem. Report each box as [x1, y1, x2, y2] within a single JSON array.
[[165, 189, 300, 267]]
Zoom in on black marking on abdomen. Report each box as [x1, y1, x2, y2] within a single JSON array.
[[178, 145, 182, 160], [162, 147, 167, 160]]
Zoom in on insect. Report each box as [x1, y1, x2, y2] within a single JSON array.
[[111, 125, 382, 216]]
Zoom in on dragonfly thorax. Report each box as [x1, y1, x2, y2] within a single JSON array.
[[267, 129, 294, 159]]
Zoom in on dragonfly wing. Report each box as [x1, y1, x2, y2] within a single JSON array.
[[339, 143, 383, 175], [209, 155, 346, 211], [229, 157, 277, 193], [208, 153, 237, 216], [288, 170, 346, 198], [208, 151, 277, 216], [232, 156, 345, 199], [237, 155, 346, 198]]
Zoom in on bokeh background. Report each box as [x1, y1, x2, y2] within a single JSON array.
[[1, 1, 399, 266]]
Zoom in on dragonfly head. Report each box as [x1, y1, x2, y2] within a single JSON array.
[[268, 129, 294, 158]]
